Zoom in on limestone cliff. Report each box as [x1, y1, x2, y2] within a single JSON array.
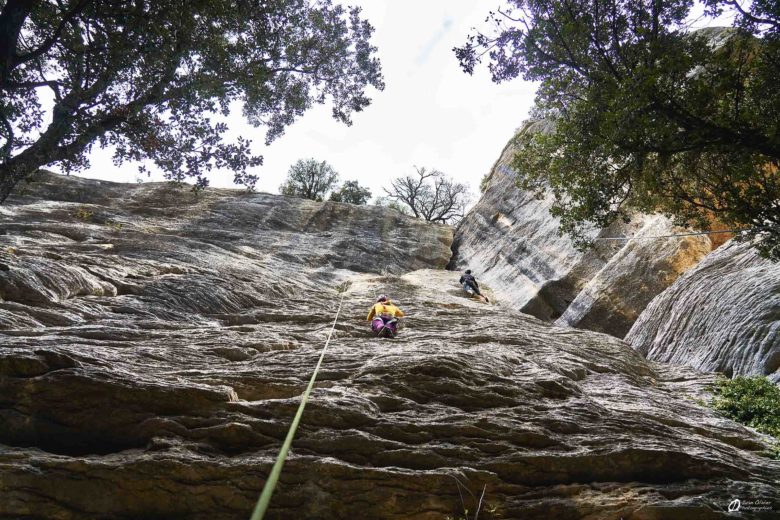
[[554, 215, 713, 338], [450, 122, 711, 337], [2, 173, 779, 519], [627, 239, 780, 382]]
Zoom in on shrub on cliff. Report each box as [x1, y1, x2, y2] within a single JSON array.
[[280, 158, 340, 201], [456, 0, 780, 260], [373, 196, 410, 215], [329, 180, 372, 205], [0, 0, 384, 202]]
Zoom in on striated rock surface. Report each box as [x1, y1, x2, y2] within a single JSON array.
[[1, 173, 779, 520], [451, 122, 711, 336], [627, 239, 780, 382], [554, 216, 712, 337]]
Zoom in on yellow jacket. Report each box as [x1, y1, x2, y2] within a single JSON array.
[[367, 301, 405, 321]]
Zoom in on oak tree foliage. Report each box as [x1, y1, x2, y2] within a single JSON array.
[[329, 179, 371, 205], [0, 0, 384, 201], [279, 158, 339, 201], [456, 0, 780, 259]]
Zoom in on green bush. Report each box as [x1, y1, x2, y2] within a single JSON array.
[[479, 173, 490, 194], [74, 206, 94, 221], [711, 376, 780, 458]]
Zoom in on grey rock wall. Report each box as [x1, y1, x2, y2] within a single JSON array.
[[555, 215, 712, 337], [0, 171, 452, 321], [450, 122, 711, 337], [450, 122, 620, 322], [1, 173, 779, 519], [626, 239, 780, 381]]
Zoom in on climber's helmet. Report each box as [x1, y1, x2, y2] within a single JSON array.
[[377, 295, 388, 303], [465, 269, 472, 275]]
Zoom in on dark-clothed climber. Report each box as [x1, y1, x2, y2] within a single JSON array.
[[460, 269, 489, 303]]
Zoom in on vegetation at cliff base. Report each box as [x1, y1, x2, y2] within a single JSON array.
[[457, 0, 780, 260], [0, 0, 383, 202], [711, 376, 780, 458]]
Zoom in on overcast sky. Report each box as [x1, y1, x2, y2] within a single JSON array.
[[60, 1, 733, 200], [62, 1, 537, 200]]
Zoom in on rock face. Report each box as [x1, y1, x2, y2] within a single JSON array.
[[450, 122, 711, 337], [554, 215, 712, 337], [627, 239, 780, 382], [2, 173, 779, 520]]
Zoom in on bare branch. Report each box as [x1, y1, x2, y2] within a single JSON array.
[[383, 167, 470, 224]]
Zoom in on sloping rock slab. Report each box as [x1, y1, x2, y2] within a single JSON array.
[[2, 269, 779, 519], [627, 239, 780, 381], [0, 176, 778, 519], [451, 122, 710, 338]]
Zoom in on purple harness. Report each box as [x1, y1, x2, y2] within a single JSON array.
[[371, 316, 398, 337]]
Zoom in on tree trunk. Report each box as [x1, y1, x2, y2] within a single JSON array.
[[0, 101, 74, 201], [0, 0, 35, 85], [0, 156, 42, 202]]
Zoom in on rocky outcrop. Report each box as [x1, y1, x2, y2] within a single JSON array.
[[554, 215, 712, 337], [451, 122, 711, 337], [627, 239, 780, 382], [2, 173, 779, 519], [0, 171, 452, 323]]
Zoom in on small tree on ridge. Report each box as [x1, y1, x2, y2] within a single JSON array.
[[280, 159, 340, 201], [329, 180, 372, 205]]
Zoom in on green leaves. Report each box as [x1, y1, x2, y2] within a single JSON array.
[[711, 376, 780, 458], [329, 180, 372, 205], [0, 0, 384, 200], [459, 0, 780, 259], [279, 158, 340, 201]]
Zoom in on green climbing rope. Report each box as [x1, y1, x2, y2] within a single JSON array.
[[249, 281, 351, 520]]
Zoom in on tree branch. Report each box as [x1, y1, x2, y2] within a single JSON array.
[[0, 113, 13, 158], [13, 0, 95, 68], [724, 0, 779, 30], [0, 0, 35, 84]]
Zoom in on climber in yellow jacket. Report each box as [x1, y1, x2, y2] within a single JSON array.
[[367, 295, 404, 338]]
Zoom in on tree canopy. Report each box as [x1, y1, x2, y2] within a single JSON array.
[[456, 0, 780, 259], [383, 167, 471, 225], [329, 180, 371, 205], [0, 0, 384, 201], [279, 158, 339, 201]]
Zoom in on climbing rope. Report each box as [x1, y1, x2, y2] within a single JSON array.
[[591, 227, 763, 241], [470, 224, 776, 242], [249, 280, 352, 520]]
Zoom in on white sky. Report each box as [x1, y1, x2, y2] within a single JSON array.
[[59, 1, 736, 200], [61, 1, 537, 200]]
